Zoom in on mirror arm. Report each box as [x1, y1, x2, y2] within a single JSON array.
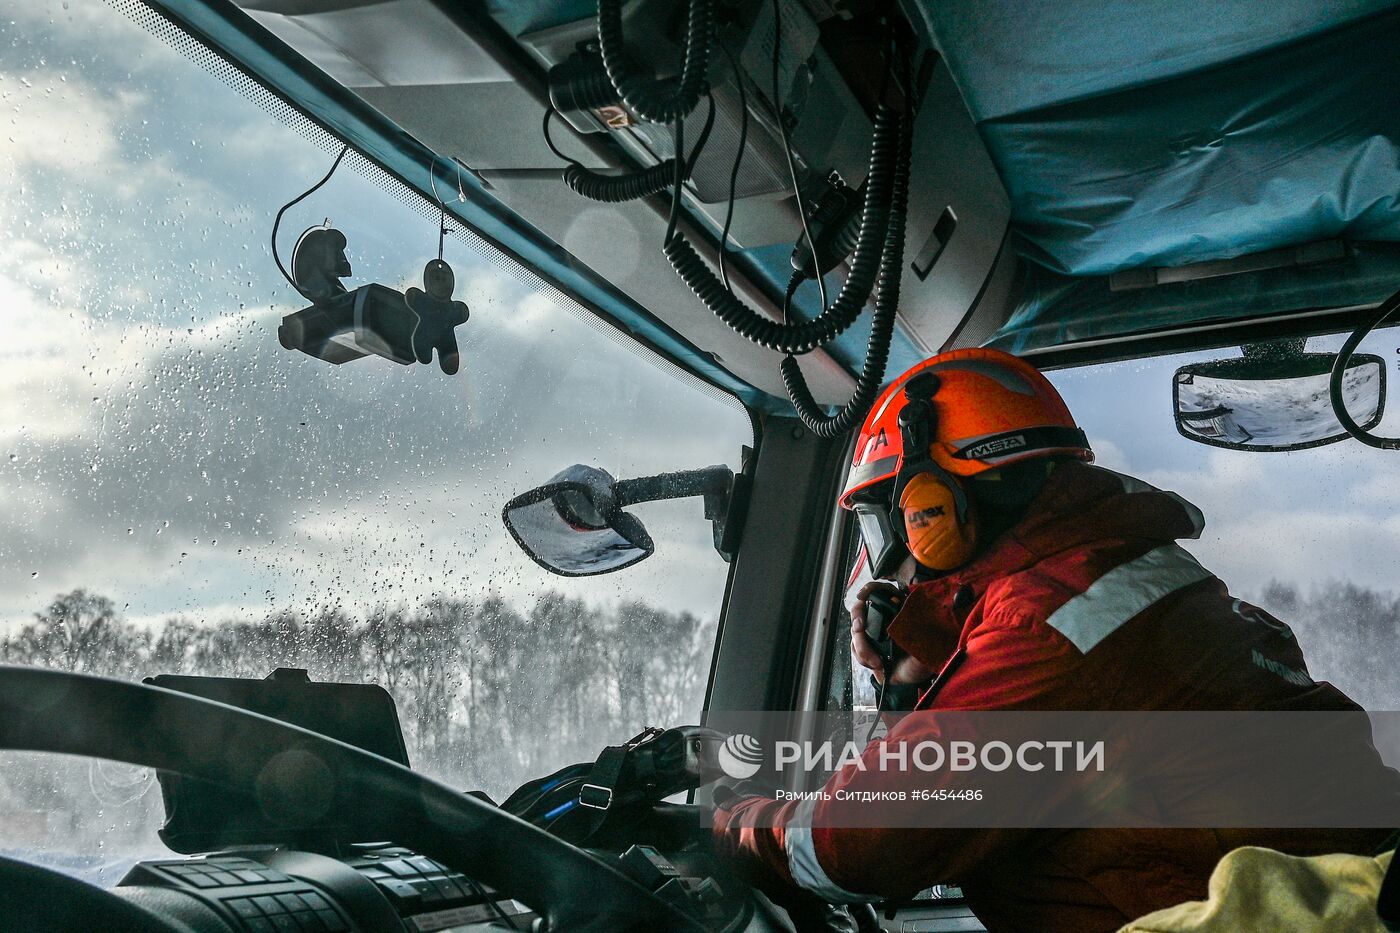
[[1242, 338, 1305, 364], [1331, 288, 1400, 450], [614, 460, 751, 562], [613, 467, 733, 507]]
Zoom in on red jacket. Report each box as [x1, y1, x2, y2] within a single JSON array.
[[715, 462, 1396, 932]]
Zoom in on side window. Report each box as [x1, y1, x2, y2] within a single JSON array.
[[1047, 330, 1400, 711], [820, 329, 1400, 715], [0, 0, 751, 874], [821, 519, 878, 713]]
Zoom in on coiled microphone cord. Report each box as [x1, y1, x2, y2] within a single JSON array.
[[780, 105, 912, 438]]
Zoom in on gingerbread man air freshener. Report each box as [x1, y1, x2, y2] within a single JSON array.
[[404, 258, 469, 374]]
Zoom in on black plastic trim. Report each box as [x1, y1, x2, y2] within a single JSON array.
[[1022, 302, 1400, 371]]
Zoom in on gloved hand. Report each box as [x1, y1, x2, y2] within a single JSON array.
[[711, 787, 883, 933], [710, 778, 768, 810], [779, 899, 872, 933], [708, 783, 785, 887]]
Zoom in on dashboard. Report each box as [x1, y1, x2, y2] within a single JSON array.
[[0, 666, 999, 932], [114, 838, 737, 932], [115, 845, 537, 932], [0, 666, 774, 932]]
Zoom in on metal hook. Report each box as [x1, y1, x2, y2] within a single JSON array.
[[429, 156, 446, 211], [429, 153, 470, 204], [429, 155, 455, 262]]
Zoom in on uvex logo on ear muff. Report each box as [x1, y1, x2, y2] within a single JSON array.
[[892, 373, 981, 573], [899, 472, 977, 571]]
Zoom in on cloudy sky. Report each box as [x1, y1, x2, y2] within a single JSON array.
[[1049, 331, 1400, 602], [0, 0, 752, 634]]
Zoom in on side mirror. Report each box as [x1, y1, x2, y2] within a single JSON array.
[[503, 463, 745, 577], [1174, 341, 1386, 452]]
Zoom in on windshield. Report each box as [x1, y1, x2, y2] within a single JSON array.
[[0, 0, 751, 881]]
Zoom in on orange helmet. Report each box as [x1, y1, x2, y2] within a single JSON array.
[[838, 348, 1092, 510]]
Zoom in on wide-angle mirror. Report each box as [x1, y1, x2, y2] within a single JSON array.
[[503, 463, 743, 577], [502, 465, 655, 577], [1174, 341, 1386, 451]]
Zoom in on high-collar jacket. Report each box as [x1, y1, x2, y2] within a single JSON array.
[[714, 463, 1398, 932]]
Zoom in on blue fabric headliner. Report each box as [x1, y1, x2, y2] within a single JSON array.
[[918, 0, 1400, 278], [917, 0, 1399, 123], [483, 0, 596, 37]]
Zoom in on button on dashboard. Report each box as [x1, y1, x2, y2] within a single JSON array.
[[289, 911, 322, 931], [252, 895, 283, 914], [315, 908, 348, 932], [383, 859, 418, 878], [376, 876, 422, 903], [299, 891, 332, 912]]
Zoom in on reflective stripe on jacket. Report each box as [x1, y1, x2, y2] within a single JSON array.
[[713, 461, 1397, 932]]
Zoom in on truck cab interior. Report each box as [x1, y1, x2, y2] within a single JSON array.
[[3, 1, 1400, 931]]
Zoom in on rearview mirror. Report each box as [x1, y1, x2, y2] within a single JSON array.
[[1174, 342, 1386, 452], [503, 463, 742, 577]]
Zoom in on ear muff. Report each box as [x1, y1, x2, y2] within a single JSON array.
[[898, 471, 978, 571]]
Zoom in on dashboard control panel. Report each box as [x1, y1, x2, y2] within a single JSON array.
[[342, 845, 536, 931], [121, 847, 538, 932], [123, 855, 354, 932]]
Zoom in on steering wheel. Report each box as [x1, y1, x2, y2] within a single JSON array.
[[0, 853, 184, 932], [0, 665, 713, 932]]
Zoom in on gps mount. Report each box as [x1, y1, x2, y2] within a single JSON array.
[[276, 226, 468, 375]]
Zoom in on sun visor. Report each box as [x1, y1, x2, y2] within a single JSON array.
[[988, 242, 1400, 353]]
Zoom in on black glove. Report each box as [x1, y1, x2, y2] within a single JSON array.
[[871, 674, 927, 712], [710, 778, 772, 810], [776, 896, 885, 933]]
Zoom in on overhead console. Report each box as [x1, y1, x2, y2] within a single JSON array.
[[230, 0, 1012, 404], [523, 1, 875, 249]]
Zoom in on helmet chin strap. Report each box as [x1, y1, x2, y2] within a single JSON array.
[[890, 373, 973, 550]]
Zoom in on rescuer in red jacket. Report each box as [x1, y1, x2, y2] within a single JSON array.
[[713, 348, 1398, 933]]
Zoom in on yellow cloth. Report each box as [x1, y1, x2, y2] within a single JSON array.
[[1118, 846, 1393, 933]]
